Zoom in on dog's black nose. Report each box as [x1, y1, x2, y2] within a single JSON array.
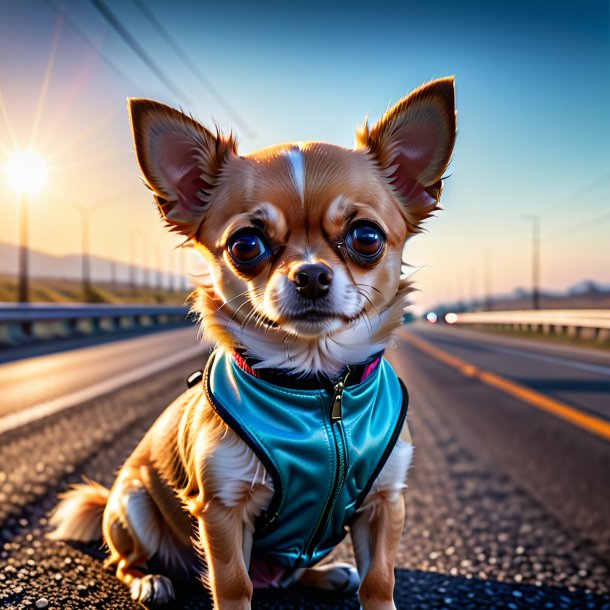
[[292, 263, 333, 300]]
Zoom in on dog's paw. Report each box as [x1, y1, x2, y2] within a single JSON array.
[[130, 574, 175, 605], [297, 561, 360, 594]]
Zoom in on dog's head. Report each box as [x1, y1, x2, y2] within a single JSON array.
[[129, 78, 456, 375]]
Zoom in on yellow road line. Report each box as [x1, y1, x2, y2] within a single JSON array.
[[403, 332, 610, 442]]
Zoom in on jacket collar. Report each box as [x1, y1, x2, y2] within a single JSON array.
[[231, 349, 383, 392]]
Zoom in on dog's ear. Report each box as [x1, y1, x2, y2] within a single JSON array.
[[356, 77, 456, 225], [128, 98, 237, 237]]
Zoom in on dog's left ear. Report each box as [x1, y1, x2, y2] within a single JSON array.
[[356, 77, 457, 225], [128, 98, 238, 237]]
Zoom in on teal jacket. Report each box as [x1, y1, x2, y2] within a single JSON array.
[[203, 349, 408, 568]]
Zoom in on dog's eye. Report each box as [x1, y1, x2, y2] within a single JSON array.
[[349, 226, 383, 255], [228, 230, 268, 264], [345, 222, 385, 262]]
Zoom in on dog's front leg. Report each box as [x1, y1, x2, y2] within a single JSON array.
[[351, 433, 413, 610], [351, 492, 405, 610], [193, 498, 253, 610]]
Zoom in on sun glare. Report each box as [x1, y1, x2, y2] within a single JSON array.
[[6, 150, 48, 194]]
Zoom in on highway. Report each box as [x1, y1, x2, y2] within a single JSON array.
[[393, 323, 610, 562], [0, 324, 608, 609], [0, 328, 204, 419]]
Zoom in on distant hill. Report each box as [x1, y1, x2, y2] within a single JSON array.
[[0, 241, 183, 288], [442, 279, 610, 312], [566, 279, 610, 296], [0, 274, 189, 305], [2, 242, 608, 310]]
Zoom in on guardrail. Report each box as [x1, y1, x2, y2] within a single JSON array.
[[452, 309, 610, 343], [0, 303, 193, 347]]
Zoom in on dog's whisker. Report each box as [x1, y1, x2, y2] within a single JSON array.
[[239, 307, 261, 342], [353, 303, 374, 340], [223, 296, 260, 334], [220, 288, 267, 332], [282, 330, 300, 363], [356, 288, 384, 324], [219, 287, 267, 312], [215, 289, 257, 312], [355, 283, 392, 306], [237, 296, 275, 342]]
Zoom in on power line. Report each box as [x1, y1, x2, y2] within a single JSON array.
[[539, 168, 610, 215], [131, 0, 255, 138], [537, 170, 610, 240], [43, 0, 140, 90], [89, 0, 195, 107], [29, 12, 62, 149], [547, 208, 610, 241]]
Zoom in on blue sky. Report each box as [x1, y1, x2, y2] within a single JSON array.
[[0, 0, 608, 309]]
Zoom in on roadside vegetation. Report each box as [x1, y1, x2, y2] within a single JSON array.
[[0, 274, 190, 305]]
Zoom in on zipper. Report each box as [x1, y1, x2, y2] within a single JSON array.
[[330, 365, 352, 420], [302, 368, 351, 562], [330, 375, 347, 422]]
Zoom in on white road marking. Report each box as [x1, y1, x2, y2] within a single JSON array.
[[415, 325, 610, 378], [0, 344, 205, 437], [486, 344, 610, 377]]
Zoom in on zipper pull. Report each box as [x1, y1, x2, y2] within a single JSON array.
[[330, 369, 351, 422], [331, 381, 344, 422]]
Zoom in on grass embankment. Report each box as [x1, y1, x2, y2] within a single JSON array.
[[0, 275, 191, 305]]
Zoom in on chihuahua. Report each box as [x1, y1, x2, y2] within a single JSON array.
[[50, 78, 457, 609]]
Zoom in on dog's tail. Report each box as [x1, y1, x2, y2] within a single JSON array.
[[48, 478, 110, 542]]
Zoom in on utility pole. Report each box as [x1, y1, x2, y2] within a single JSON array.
[[18, 194, 29, 303], [458, 273, 465, 307], [523, 215, 541, 310], [179, 249, 187, 292], [484, 250, 492, 311], [142, 250, 149, 289], [156, 246, 162, 292], [68, 196, 117, 301], [469, 267, 477, 310], [169, 249, 176, 292], [8, 151, 48, 304], [129, 228, 138, 290], [139, 232, 150, 289], [81, 207, 91, 299]]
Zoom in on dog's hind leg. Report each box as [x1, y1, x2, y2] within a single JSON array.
[[103, 467, 178, 606], [115, 558, 175, 606], [293, 562, 360, 593]]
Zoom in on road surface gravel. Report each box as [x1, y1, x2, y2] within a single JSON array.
[[0, 331, 608, 609]]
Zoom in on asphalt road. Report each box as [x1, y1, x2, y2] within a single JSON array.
[[0, 327, 204, 425], [0, 324, 609, 609], [395, 323, 610, 560]]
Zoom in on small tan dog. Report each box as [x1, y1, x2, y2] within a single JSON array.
[[50, 78, 456, 608]]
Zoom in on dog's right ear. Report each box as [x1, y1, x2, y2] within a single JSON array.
[[128, 98, 237, 237]]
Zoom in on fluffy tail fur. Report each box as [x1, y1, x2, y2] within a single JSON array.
[[48, 478, 110, 542]]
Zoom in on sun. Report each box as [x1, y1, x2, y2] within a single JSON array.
[[5, 150, 48, 194]]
